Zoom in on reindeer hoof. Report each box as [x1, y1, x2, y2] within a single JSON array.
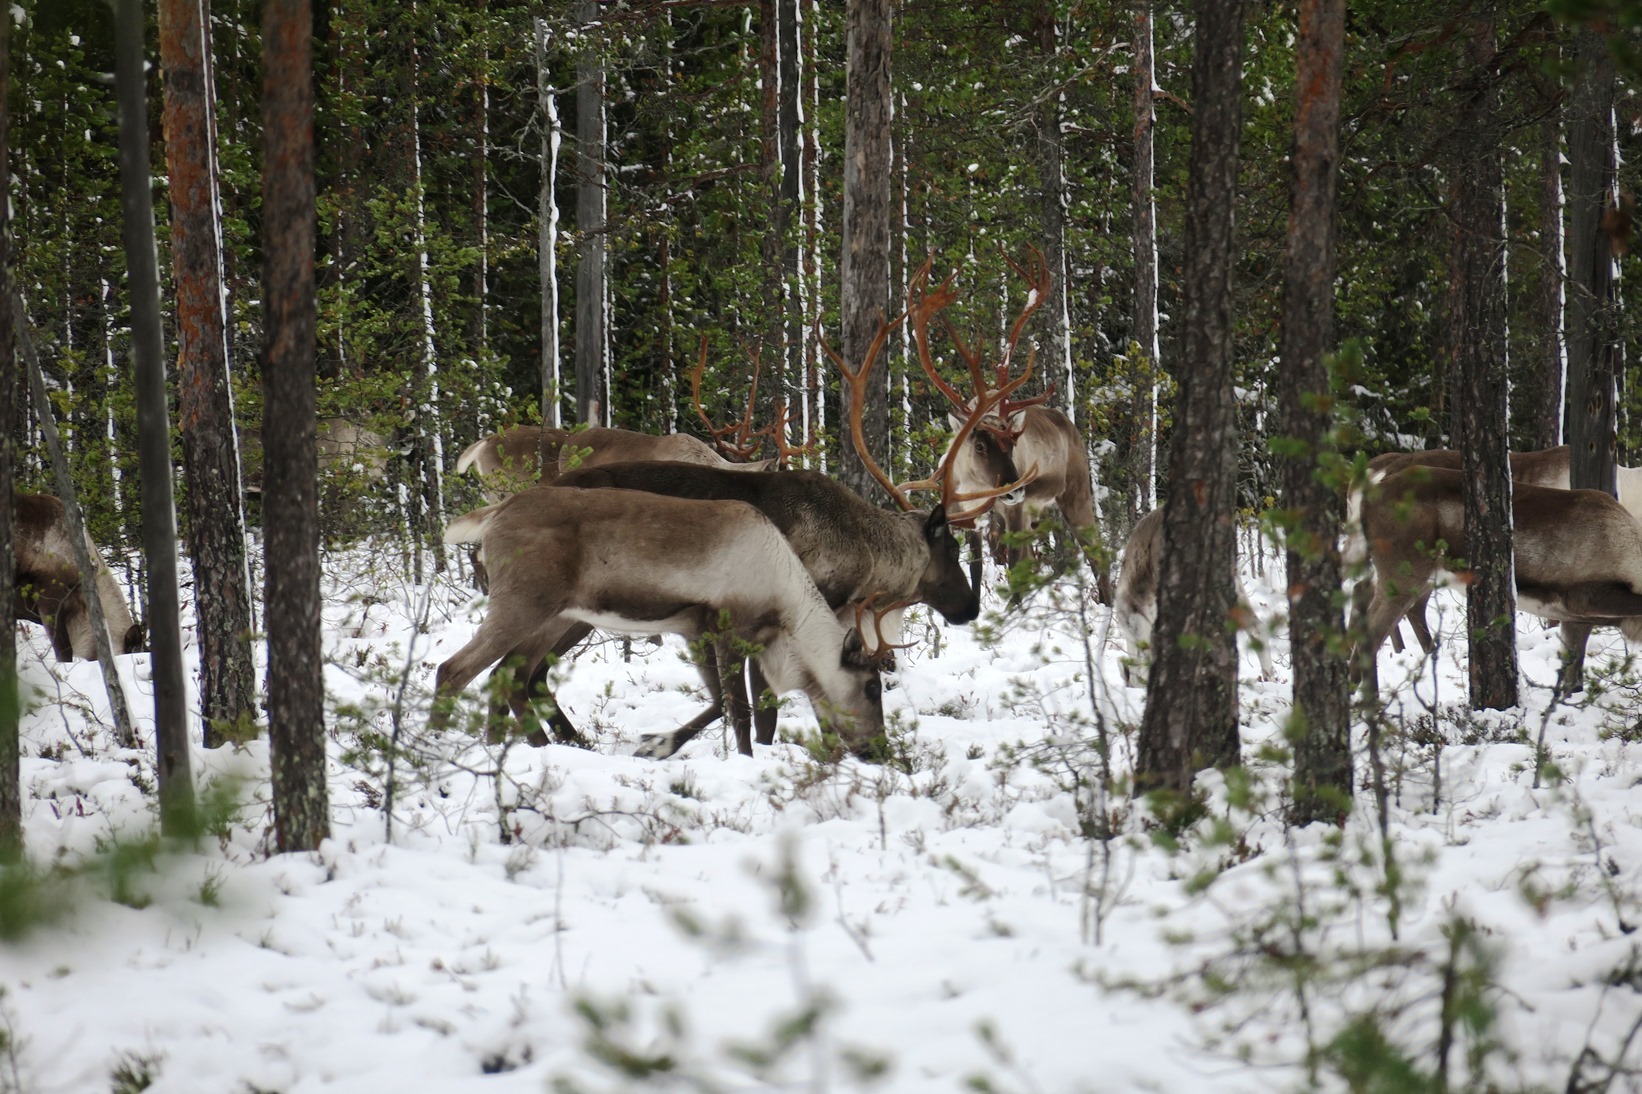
[[634, 734, 682, 760]]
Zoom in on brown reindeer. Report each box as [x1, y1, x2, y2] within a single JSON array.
[[1113, 507, 1274, 687], [240, 416, 390, 497], [904, 250, 1111, 603], [433, 488, 889, 760], [1348, 466, 1642, 692], [15, 494, 143, 662], [1367, 445, 1642, 668]]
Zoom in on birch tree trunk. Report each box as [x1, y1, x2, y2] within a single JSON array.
[[535, 17, 563, 428], [159, 0, 257, 746], [780, 0, 804, 436], [1127, 0, 1159, 532], [1279, 0, 1350, 826], [838, 0, 893, 502], [1450, 10, 1517, 712], [262, 0, 329, 854], [574, 0, 608, 426], [114, 0, 195, 836], [409, 12, 445, 574], [1136, 0, 1246, 796]]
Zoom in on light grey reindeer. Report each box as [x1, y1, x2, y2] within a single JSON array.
[[14, 493, 143, 662], [433, 488, 892, 761]]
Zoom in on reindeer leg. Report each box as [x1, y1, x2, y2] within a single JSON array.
[[716, 636, 754, 757], [634, 648, 727, 760], [1557, 622, 1592, 696], [1407, 589, 1436, 654], [749, 659, 779, 746]]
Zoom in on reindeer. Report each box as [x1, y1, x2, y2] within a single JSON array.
[[240, 415, 389, 497], [15, 494, 143, 662], [1368, 445, 1642, 669], [1347, 465, 1642, 692], [905, 250, 1111, 603], [1113, 507, 1274, 687], [433, 488, 890, 760]]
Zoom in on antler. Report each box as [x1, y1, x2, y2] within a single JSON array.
[[689, 335, 767, 461], [821, 298, 918, 510], [761, 400, 815, 468], [852, 593, 917, 669]]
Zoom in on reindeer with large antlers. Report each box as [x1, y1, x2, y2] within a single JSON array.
[[902, 250, 1111, 603]]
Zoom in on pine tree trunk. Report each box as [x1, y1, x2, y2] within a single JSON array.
[[1136, 0, 1246, 796], [1127, 0, 1159, 532], [1035, 1, 1072, 413], [159, 0, 257, 746], [574, 0, 608, 426], [1279, 0, 1350, 826], [837, 0, 893, 502], [262, 0, 329, 854], [1525, 110, 1564, 451], [760, 0, 786, 422], [115, 0, 195, 836], [1451, 11, 1517, 712], [1564, 28, 1617, 494], [0, 4, 17, 863]]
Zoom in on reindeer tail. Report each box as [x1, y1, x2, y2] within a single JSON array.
[[1342, 468, 1385, 570], [443, 504, 501, 545]]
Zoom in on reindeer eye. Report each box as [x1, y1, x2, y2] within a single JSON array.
[[972, 438, 986, 455]]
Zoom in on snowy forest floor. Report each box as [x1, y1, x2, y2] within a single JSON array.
[[1, 537, 1640, 1093]]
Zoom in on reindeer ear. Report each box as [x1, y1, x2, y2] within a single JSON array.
[[948, 411, 965, 433], [924, 504, 949, 537]]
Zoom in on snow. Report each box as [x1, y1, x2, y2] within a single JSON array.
[[3, 540, 1641, 1092]]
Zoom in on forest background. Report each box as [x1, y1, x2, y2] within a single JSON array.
[[15, 0, 1637, 563]]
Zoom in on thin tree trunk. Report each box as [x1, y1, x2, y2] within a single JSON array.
[[1280, 0, 1350, 826], [535, 17, 563, 427], [1035, 1, 1073, 414], [115, 0, 195, 836], [262, 0, 329, 854], [1564, 27, 1617, 493], [1451, 10, 1517, 712], [20, 308, 136, 750], [408, 14, 446, 573], [1128, 0, 1159, 530], [0, 4, 17, 863], [779, 0, 803, 437], [801, 0, 822, 456], [1136, 0, 1246, 796], [1524, 110, 1564, 451], [574, 0, 608, 426], [838, 0, 893, 502], [160, 0, 257, 746], [760, 0, 786, 423]]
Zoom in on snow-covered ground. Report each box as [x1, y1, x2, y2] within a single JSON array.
[[2, 539, 1639, 1093]]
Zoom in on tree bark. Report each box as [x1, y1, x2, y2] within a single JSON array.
[[1564, 28, 1617, 494], [760, 0, 786, 422], [779, 0, 804, 434], [115, 0, 195, 836], [1126, 0, 1159, 533], [535, 17, 563, 428], [837, 0, 893, 502], [1450, 10, 1517, 712], [1035, 1, 1072, 414], [262, 0, 329, 853], [1136, 0, 1246, 796], [0, 5, 16, 864], [1522, 110, 1564, 452], [159, 0, 257, 747], [1278, 0, 1350, 826], [574, 0, 609, 426]]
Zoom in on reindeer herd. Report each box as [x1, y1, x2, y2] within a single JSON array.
[[17, 255, 1642, 758]]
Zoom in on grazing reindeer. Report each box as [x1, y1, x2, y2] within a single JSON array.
[[433, 488, 889, 760], [1347, 466, 1642, 692], [1369, 445, 1642, 668], [15, 494, 143, 662], [455, 425, 573, 501], [905, 251, 1111, 603], [1113, 508, 1274, 687], [240, 416, 389, 497]]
